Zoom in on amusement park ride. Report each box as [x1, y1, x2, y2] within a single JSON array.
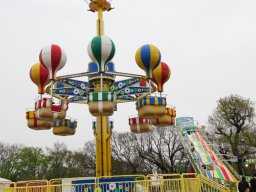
[[26, 0, 176, 177], [18, 1, 244, 191]]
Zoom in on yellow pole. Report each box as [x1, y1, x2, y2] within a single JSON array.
[[97, 1, 104, 35], [106, 117, 112, 176], [102, 117, 107, 176], [93, 0, 112, 177], [95, 116, 103, 177], [102, 116, 112, 176], [95, 115, 112, 177]]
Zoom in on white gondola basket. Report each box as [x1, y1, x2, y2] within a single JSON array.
[[88, 92, 115, 116], [136, 96, 167, 118], [34, 96, 68, 121], [151, 106, 176, 127], [52, 117, 77, 136], [26, 109, 52, 130], [129, 116, 151, 133]]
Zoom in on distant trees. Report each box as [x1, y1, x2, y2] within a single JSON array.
[[46, 142, 72, 179], [15, 147, 48, 181], [208, 94, 256, 174], [67, 141, 96, 177], [0, 142, 96, 181], [45, 142, 96, 179], [0, 127, 187, 181], [0, 143, 22, 181]]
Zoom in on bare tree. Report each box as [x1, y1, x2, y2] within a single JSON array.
[[111, 132, 145, 174], [133, 127, 186, 174]]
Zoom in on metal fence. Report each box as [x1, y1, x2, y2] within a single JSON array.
[[1, 174, 231, 192]]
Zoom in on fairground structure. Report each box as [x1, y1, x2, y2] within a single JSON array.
[[4, 0, 242, 191]]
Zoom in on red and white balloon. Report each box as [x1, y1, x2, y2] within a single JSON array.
[[39, 44, 67, 80]]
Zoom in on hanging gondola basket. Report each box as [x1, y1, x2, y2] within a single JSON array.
[[52, 119, 77, 136], [26, 110, 52, 130], [35, 98, 68, 121], [151, 107, 176, 127], [136, 96, 166, 118], [129, 117, 151, 133], [88, 92, 115, 116]]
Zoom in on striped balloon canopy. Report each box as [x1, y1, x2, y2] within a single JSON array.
[[152, 62, 171, 92], [29, 63, 50, 94], [39, 44, 67, 80], [87, 35, 115, 72], [135, 44, 161, 79]]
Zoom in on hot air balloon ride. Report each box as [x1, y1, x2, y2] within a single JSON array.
[[39, 44, 67, 98], [151, 107, 176, 127], [24, 0, 178, 178], [129, 117, 151, 133], [29, 63, 50, 95], [52, 118, 77, 136], [135, 44, 166, 118], [26, 110, 52, 130], [152, 62, 171, 94], [87, 36, 116, 116]]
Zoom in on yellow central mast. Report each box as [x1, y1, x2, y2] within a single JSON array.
[[89, 0, 112, 177], [97, 2, 104, 35]]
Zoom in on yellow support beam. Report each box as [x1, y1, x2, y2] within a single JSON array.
[[95, 116, 103, 177], [102, 116, 111, 176], [95, 116, 112, 177], [97, 3, 104, 35], [93, 0, 110, 177]]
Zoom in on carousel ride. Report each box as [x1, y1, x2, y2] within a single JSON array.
[[26, 0, 176, 177]]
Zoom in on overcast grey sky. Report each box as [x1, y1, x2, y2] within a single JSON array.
[[0, 0, 255, 149]]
